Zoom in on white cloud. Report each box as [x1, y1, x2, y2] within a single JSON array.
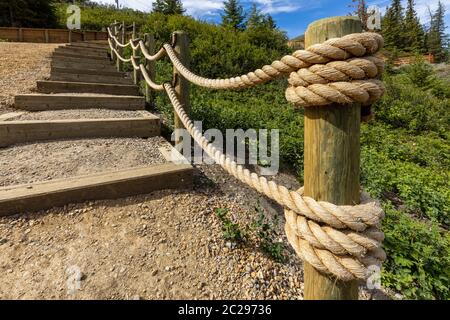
[[183, 0, 224, 17], [91, 0, 306, 17], [253, 0, 303, 15]]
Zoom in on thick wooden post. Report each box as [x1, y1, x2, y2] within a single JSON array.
[[172, 31, 190, 146], [44, 29, 49, 43], [303, 16, 362, 300], [132, 24, 140, 86], [18, 28, 23, 42], [144, 33, 156, 107]]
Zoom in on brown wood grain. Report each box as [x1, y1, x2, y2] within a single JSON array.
[[303, 16, 362, 300]]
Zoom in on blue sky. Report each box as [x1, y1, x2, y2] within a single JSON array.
[[92, 0, 450, 39]]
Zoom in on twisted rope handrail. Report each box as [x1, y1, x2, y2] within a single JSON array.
[[107, 25, 387, 280], [164, 83, 385, 281]]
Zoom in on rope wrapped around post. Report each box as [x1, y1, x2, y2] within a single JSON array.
[[163, 32, 386, 107], [163, 82, 386, 281], [106, 25, 387, 280]]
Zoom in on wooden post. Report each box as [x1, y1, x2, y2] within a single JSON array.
[[18, 28, 23, 42], [144, 33, 156, 107], [132, 25, 140, 86], [116, 21, 125, 72], [303, 16, 362, 300], [44, 29, 49, 43], [68, 29, 72, 43], [172, 31, 190, 146]]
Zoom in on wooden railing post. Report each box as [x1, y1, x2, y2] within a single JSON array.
[[110, 24, 116, 62], [132, 24, 140, 86], [303, 16, 362, 300], [144, 33, 156, 107], [18, 28, 23, 42], [116, 21, 125, 72], [172, 31, 190, 146], [44, 29, 49, 43]]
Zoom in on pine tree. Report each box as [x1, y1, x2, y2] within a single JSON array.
[[427, 1, 448, 62], [221, 0, 245, 31], [246, 4, 276, 30], [152, 0, 184, 15], [381, 0, 405, 50], [0, 0, 58, 28], [246, 3, 263, 29], [404, 0, 425, 52], [265, 15, 276, 30]]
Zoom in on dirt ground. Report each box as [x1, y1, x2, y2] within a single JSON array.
[[0, 42, 59, 115]]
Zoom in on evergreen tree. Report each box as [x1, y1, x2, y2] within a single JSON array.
[[246, 3, 264, 29], [246, 3, 276, 30], [0, 0, 58, 28], [427, 1, 448, 62], [265, 15, 276, 30], [221, 0, 245, 31], [152, 0, 184, 15], [404, 0, 425, 52], [381, 0, 405, 50]]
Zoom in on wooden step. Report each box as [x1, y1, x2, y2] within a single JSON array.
[[51, 59, 116, 71], [0, 163, 193, 217], [53, 52, 109, 61], [0, 115, 160, 147], [51, 67, 124, 77], [50, 72, 132, 85], [69, 42, 109, 50], [37, 81, 140, 95], [55, 47, 109, 58], [63, 44, 109, 53], [14, 94, 145, 111]]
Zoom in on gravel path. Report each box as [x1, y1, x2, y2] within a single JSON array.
[[0, 43, 59, 115], [0, 137, 168, 187], [0, 162, 389, 300], [7, 109, 145, 121]]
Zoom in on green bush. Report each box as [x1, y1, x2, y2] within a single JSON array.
[[382, 203, 450, 300], [142, 13, 289, 78], [55, 3, 149, 31]]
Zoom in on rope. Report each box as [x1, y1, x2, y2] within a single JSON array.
[[108, 28, 130, 48], [164, 82, 385, 281], [108, 27, 167, 62], [107, 37, 165, 91], [163, 33, 385, 107], [106, 27, 387, 281]]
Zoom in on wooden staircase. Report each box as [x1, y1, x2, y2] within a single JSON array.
[[0, 41, 192, 216]]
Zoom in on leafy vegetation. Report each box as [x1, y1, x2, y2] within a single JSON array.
[[54, 2, 149, 31], [0, 0, 58, 28], [251, 207, 286, 263], [215, 208, 247, 244], [215, 206, 287, 263]]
